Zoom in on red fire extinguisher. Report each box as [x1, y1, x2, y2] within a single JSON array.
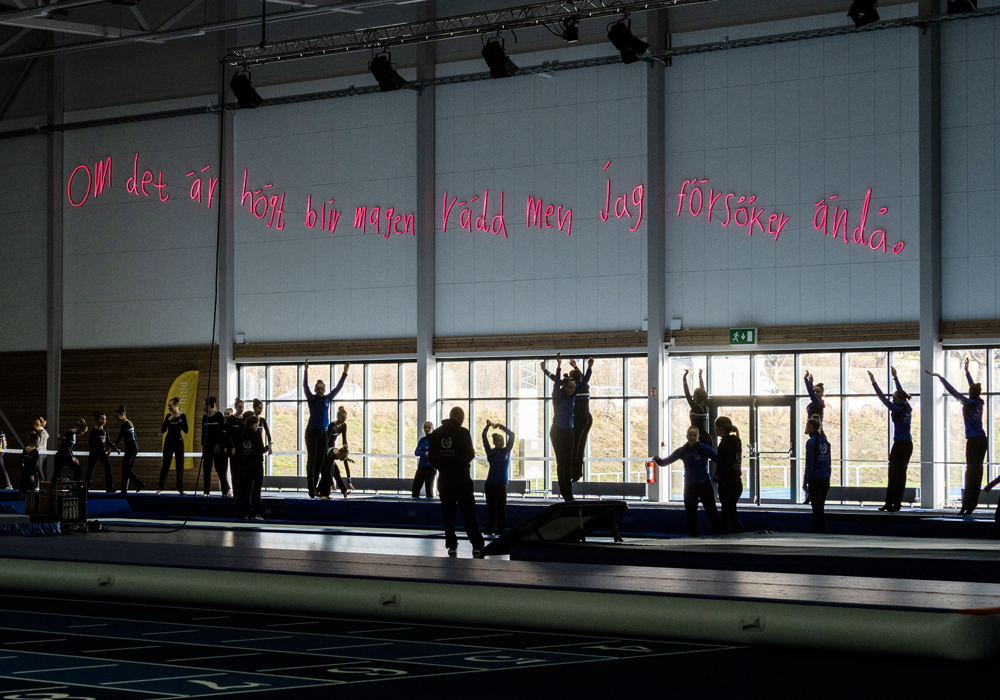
[[646, 460, 656, 483]]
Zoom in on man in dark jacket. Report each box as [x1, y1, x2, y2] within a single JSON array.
[[429, 407, 485, 558]]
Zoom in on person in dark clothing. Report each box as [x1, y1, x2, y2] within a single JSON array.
[[200, 397, 231, 496], [86, 412, 118, 493], [869, 368, 913, 512], [252, 399, 273, 457], [482, 420, 514, 535], [18, 432, 40, 495], [412, 421, 436, 498], [235, 413, 267, 520], [429, 406, 485, 557], [320, 446, 355, 499], [653, 426, 722, 537], [542, 355, 577, 502], [113, 406, 145, 493], [567, 358, 594, 481], [0, 430, 11, 490], [158, 397, 189, 495], [804, 371, 826, 428], [683, 368, 711, 445], [303, 359, 350, 499], [223, 399, 245, 497], [984, 474, 1000, 539], [713, 416, 743, 534], [928, 358, 986, 515], [803, 417, 832, 534], [53, 419, 88, 481]]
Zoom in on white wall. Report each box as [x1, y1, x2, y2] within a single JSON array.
[[941, 11, 1000, 321], [62, 117, 220, 349], [0, 136, 48, 352], [235, 86, 417, 342], [435, 45, 648, 337], [664, 8, 920, 329]]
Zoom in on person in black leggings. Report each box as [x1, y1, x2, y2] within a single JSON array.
[[158, 397, 189, 495], [18, 432, 40, 494], [0, 430, 11, 490], [252, 399, 273, 458], [86, 412, 117, 493], [32, 418, 48, 485], [236, 413, 267, 519], [113, 405, 145, 493], [223, 399, 245, 497], [53, 419, 88, 481], [653, 425, 721, 537], [714, 416, 743, 534], [541, 355, 577, 502], [200, 397, 231, 495], [683, 368, 711, 444], [567, 358, 594, 481]]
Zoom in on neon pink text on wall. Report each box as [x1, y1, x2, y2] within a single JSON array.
[[676, 179, 790, 242], [306, 196, 343, 233], [240, 170, 286, 230], [813, 189, 903, 254], [187, 165, 219, 209], [442, 190, 507, 238], [526, 196, 572, 236], [354, 205, 415, 238], [126, 153, 169, 202], [600, 161, 644, 232], [66, 157, 113, 207]]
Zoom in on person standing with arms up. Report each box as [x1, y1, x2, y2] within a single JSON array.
[[803, 417, 832, 534], [86, 412, 118, 493], [928, 358, 987, 515], [869, 368, 913, 513], [412, 421, 436, 498], [541, 355, 577, 502], [652, 426, 722, 537], [482, 420, 514, 535], [158, 397, 188, 495], [683, 368, 711, 445], [429, 406, 485, 558], [303, 359, 350, 499], [804, 371, 826, 428], [53, 420, 88, 481], [567, 358, 594, 481], [200, 397, 230, 496], [713, 416, 743, 534], [113, 406, 145, 493]]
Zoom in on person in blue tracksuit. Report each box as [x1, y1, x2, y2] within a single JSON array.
[[869, 367, 913, 512], [804, 371, 826, 428], [652, 426, 721, 537], [803, 417, 832, 534], [482, 420, 514, 535], [303, 358, 350, 499], [928, 358, 986, 515], [412, 421, 436, 498]]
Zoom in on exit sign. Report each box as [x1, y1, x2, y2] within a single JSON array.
[[730, 328, 757, 345]]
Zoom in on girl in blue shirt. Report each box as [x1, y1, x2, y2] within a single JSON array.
[[803, 417, 832, 534], [482, 420, 514, 535], [927, 358, 986, 515], [869, 367, 913, 512], [652, 426, 721, 537]]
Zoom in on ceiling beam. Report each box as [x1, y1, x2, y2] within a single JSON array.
[[0, 25, 30, 53], [129, 5, 149, 32], [155, 0, 205, 32], [0, 15, 145, 38]]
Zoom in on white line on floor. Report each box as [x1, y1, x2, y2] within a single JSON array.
[[344, 627, 412, 634], [14, 663, 119, 674], [141, 630, 198, 636], [218, 635, 294, 644], [265, 621, 320, 628], [168, 652, 263, 662], [102, 672, 224, 686], [67, 624, 108, 629], [4, 639, 67, 645], [434, 633, 516, 642], [191, 616, 230, 621], [305, 642, 393, 652], [82, 646, 160, 653]]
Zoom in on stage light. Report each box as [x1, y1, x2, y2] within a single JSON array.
[[607, 17, 649, 64], [562, 18, 579, 43], [847, 0, 880, 28], [481, 37, 518, 79], [369, 52, 407, 92], [947, 0, 977, 12], [230, 71, 263, 109]]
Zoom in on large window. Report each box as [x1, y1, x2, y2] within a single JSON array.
[[666, 350, 922, 502], [943, 348, 998, 503], [238, 362, 417, 477], [437, 356, 649, 489]]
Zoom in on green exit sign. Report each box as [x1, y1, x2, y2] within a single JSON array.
[[730, 328, 757, 345]]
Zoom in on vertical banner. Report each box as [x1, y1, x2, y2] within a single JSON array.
[[163, 370, 199, 469]]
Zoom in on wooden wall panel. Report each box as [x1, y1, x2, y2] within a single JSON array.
[[237, 338, 416, 359], [60, 345, 220, 491], [434, 331, 648, 354], [0, 351, 46, 448], [940, 320, 1000, 340]]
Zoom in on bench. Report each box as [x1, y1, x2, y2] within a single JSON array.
[[826, 486, 919, 505], [961, 489, 1000, 505], [552, 481, 647, 499], [261, 475, 529, 496]]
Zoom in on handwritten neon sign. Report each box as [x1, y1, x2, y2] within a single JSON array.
[[814, 189, 904, 255], [676, 179, 790, 241], [600, 160, 643, 232], [442, 190, 508, 237]]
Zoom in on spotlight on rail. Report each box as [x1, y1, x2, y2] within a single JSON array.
[[369, 52, 407, 92], [607, 17, 649, 64], [561, 17, 579, 43], [847, 0, 880, 28], [947, 0, 977, 12], [230, 70, 263, 109], [481, 37, 519, 79]]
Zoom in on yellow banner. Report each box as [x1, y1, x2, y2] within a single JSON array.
[[162, 370, 199, 470]]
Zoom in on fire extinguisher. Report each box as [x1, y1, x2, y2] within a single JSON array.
[[646, 460, 656, 483]]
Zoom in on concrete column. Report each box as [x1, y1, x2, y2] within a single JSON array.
[[918, 0, 944, 509], [46, 36, 63, 458], [646, 10, 667, 501], [416, 1, 437, 432], [217, 12, 237, 408]]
